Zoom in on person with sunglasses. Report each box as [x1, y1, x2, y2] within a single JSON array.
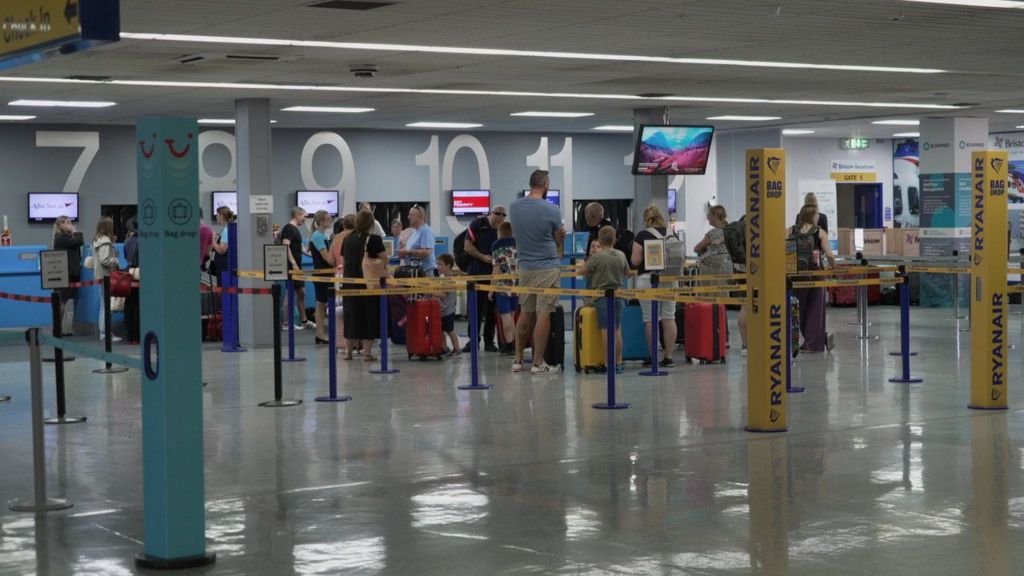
[[398, 205, 437, 276], [460, 205, 507, 352]]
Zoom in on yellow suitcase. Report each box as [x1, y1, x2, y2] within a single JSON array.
[[574, 306, 606, 373]]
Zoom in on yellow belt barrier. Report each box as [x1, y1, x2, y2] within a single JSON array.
[[660, 273, 747, 282], [475, 283, 604, 299], [337, 286, 448, 297], [1008, 284, 1024, 294], [786, 266, 884, 277], [905, 265, 968, 275], [790, 277, 904, 289], [631, 284, 748, 295], [235, 270, 270, 280], [617, 288, 745, 306]]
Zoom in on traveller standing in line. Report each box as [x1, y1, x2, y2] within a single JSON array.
[[211, 206, 235, 283], [53, 216, 84, 336], [631, 205, 679, 367], [331, 214, 357, 355], [797, 192, 829, 233], [280, 207, 313, 330], [577, 225, 631, 374], [490, 221, 519, 355], [199, 208, 214, 269], [694, 205, 733, 275], [791, 204, 836, 353], [462, 205, 506, 352], [359, 202, 387, 237], [583, 202, 614, 255], [123, 219, 141, 344], [723, 214, 749, 356], [308, 210, 336, 344], [398, 205, 437, 276], [436, 253, 461, 357], [508, 169, 566, 375], [91, 216, 121, 342], [341, 211, 387, 361]]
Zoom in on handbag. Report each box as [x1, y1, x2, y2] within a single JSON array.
[[110, 270, 133, 297], [361, 234, 388, 281]]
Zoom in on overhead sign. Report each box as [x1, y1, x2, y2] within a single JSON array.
[[263, 245, 288, 281], [249, 195, 273, 215], [839, 138, 870, 150], [39, 249, 69, 290], [830, 159, 878, 183], [1, 0, 120, 71]]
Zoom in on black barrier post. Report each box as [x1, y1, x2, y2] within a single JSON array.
[[260, 284, 302, 408], [786, 282, 805, 394], [43, 291, 74, 364], [890, 266, 923, 384], [45, 291, 86, 424], [282, 279, 305, 363], [594, 288, 629, 410], [371, 277, 400, 375], [568, 256, 577, 331], [93, 276, 128, 375], [459, 281, 491, 390], [640, 272, 669, 376], [317, 287, 352, 402]]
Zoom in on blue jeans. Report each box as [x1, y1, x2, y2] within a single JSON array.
[[593, 297, 624, 330]]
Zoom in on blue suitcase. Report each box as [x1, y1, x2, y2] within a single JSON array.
[[621, 301, 650, 361]]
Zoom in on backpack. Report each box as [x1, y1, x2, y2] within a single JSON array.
[[791, 225, 821, 271], [615, 228, 635, 267], [647, 227, 685, 276], [723, 218, 746, 264], [452, 229, 473, 272]]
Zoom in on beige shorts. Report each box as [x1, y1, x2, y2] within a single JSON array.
[[636, 274, 676, 322], [518, 267, 561, 314]]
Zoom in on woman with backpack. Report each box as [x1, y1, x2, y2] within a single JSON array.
[[90, 216, 121, 342], [693, 205, 733, 275], [790, 204, 836, 353], [631, 205, 679, 367]]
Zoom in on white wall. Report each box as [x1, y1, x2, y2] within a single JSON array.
[[715, 129, 784, 221]]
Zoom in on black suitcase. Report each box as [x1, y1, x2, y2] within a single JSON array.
[[394, 265, 423, 279], [544, 305, 565, 369]]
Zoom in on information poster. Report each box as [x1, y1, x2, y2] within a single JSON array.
[[893, 140, 920, 228]]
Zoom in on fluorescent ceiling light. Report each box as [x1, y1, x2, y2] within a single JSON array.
[[198, 118, 277, 124], [593, 125, 634, 132], [120, 32, 947, 75], [893, 132, 921, 137], [996, 109, 1024, 113], [0, 115, 35, 121], [708, 115, 781, 121], [406, 122, 482, 129], [282, 105, 375, 113], [782, 129, 815, 135], [899, 0, 1024, 8], [0, 76, 962, 110], [871, 119, 920, 125], [1016, 126, 1024, 129], [9, 99, 115, 108], [510, 111, 594, 118]]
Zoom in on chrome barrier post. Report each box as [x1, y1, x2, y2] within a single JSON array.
[[953, 249, 966, 320], [786, 282, 805, 394], [10, 329, 73, 512], [45, 291, 85, 425], [568, 256, 577, 331], [856, 258, 877, 341], [459, 281, 491, 390], [594, 288, 629, 410], [260, 284, 302, 408], [639, 272, 669, 376], [93, 276, 128, 374], [890, 267, 923, 384], [317, 286, 352, 402], [370, 277, 399, 375], [282, 279, 305, 363]]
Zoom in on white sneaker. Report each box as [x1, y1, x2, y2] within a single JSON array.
[[741, 346, 748, 358], [511, 360, 524, 373], [531, 362, 558, 375], [303, 320, 316, 329], [111, 336, 123, 343], [826, 333, 835, 352]]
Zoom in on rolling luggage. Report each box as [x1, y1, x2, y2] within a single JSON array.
[[675, 304, 685, 344], [543, 305, 565, 369], [684, 303, 727, 364], [406, 298, 445, 360], [621, 300, 649, 361], [496, 307, 526, 347], [574, 306, 606, 373], [389, 295, 408, 345]]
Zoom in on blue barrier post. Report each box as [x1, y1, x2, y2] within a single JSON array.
[[370, 277, 399, 375], [640, 272, 669, 376], [594, 288, 629, 409], [222, 222, 245, 353], [283, 279, 305, 363], [317, 287, 352, 402], [459, 281, 491, 390], [786, 283, 805, 393], [890, 267, 923, 384]]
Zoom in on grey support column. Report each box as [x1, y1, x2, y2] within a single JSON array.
[[236, 99, 274, 348], [633, 109, 669, 231]]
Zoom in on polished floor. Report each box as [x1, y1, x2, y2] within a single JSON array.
[[0, 305, 1022, 575]]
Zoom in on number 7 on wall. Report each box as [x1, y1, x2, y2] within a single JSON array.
[[36, 131, 100, 193]]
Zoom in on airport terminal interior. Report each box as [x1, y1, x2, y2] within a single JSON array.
[[4, 1, 1024, 574]]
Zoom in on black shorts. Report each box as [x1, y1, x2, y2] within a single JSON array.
[[442, 313, 455, 333], [314, 282, 330, 304]]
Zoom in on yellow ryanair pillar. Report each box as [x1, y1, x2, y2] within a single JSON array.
[[969, 150, 1009, 410], [746, 148, 788, 432]]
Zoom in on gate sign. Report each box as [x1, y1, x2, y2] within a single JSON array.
[[1, 0, 120, 71]]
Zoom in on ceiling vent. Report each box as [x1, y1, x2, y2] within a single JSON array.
[[308, 0, 394, 10]]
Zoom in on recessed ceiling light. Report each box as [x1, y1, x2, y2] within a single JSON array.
[[0, 115, 36, 121], [872, 119, 920, 125], [893, 132, 921, 137], [9, 99, 116, 108], [593, 125, 634, 132], [282, 105, 375, 113], [996, 109, 1024, 113], [1015, 126, 1024, 129], [406, 122, 482, 129], [510, 111, 594, 118], [707, 115, 781, 121], [782, 129, 815, 135], [198, 118, 277, 124], [899, 0, 1024, 8], [120, 32, 947, 74]]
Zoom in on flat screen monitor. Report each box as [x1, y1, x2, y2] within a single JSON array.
[[211, 191, 237, 217], [631, 125, 714, 176], [521, 189, 560, 206], [28, 193, 79, 223], [668, 188, 677, 213], [297, 190, 339, 217], [451, 189, 490, 216]]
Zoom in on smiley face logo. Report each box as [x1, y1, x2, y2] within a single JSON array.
[[139, 132, 157, 159], [992, 389, 1002, 402], [770, 409, 780, 423], [165, 132, 194, 159]]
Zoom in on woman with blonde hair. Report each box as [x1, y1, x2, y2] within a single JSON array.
[[694, 205, 733, 275], [631, 204, 678, 367], [790, 204, 836, 352], [308, 210, 335, 343]]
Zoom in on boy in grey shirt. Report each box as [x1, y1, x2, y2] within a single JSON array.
[[437, 254, 460, 357]]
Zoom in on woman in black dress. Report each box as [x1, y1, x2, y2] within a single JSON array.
[[341, 211, 386, 361], [52, 216, 84, 336]]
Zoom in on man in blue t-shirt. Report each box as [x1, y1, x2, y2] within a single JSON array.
[[508, 170, 566, 375], [462, 205, 507, 352], [398, 205, 436, 276]]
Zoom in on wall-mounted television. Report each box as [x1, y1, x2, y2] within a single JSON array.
[[668, 188, 677, 214], [631, 125, 714, 176], [211, 191, 237, 217], [451, 189, 490, 216], [29, 193, 79, 223], [297, 190, 339, 217], [521, 189, 560, 206]]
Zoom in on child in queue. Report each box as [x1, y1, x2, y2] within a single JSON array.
[[436, 253, 461, 357], [576, 225, 631, 373]]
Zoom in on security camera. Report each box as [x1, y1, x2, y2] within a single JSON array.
[[350, 64, 378, 78]]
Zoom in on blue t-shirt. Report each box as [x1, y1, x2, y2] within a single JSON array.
[[509, 197, 562, 270], [310, 229, 328, 252], [406, 224, 437, 273]]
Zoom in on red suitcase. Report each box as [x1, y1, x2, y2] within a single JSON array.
[[684, 303, 727, 364], [406, 299, 445, 360], [830, 286, 858, 306]]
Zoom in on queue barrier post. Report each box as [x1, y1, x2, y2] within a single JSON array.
[[594, 288, 629, 410], [45, 290, 86, 425], [259, 283, 302, 408], [459, 281, 491, 390], [890, 266, 923, 384], [786, 282, 805, 394], [639, 272, 669, 376], [282, 279, 305, 363], [93, 276, 129, 374], [568, 256, 577, 331], [43, 289, 74, 363], [847, 252, 865, 326], [952, 249, 966, 320], [10, 328, 73, 513], [855, 257, 877, 341], [370, 277, 399, 375], [317, 286, 352, 402]]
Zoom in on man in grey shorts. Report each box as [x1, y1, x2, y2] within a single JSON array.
[[508, 169, 566, 375]]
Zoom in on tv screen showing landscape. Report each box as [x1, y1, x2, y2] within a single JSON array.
[[29, 193, 79, 222], [631, 125, 714, 176]]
